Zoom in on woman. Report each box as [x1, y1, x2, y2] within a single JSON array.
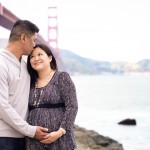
[[26, 44, 78, 150]]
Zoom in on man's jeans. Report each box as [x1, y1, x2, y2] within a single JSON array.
[[0, 137, 25, 150]]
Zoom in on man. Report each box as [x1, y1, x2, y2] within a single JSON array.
[[0, 20, 48, 150]]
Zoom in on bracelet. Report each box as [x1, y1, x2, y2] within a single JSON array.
[[59, 127, 66, 135]]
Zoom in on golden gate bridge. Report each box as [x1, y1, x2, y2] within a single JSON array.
[[0, 3, 64, 70]]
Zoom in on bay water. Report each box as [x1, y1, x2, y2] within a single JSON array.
[[71, 75, 150, 150]]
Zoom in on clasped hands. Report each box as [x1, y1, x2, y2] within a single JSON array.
[[34, 126, 63, 144]]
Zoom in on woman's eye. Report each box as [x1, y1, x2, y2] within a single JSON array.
[[38, 53, 43, 56]]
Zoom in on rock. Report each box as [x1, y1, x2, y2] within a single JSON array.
[[118, 118, 136, 125], [74, 125, 124, 150]]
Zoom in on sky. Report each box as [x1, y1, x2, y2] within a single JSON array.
[[0, 0, 150, 62]]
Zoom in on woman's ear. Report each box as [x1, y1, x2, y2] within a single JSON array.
[[49, 55, 52, 62]]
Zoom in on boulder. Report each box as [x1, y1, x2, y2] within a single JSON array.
[[118, 118, 136, 125], [74, 125, 124, 150]]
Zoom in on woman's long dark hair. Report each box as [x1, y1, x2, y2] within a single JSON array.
[[27, 44, 58, 87]]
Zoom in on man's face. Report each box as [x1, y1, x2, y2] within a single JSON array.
[[22, 33, 38, 55]]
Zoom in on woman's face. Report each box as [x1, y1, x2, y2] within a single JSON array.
[[30, 47, 52, 71]]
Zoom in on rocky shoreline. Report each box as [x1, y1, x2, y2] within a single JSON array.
[[74, 125, 124, 150]]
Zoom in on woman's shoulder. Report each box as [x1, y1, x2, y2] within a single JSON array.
[[57, 71, 72, 81], [57, 71, 70, 77]]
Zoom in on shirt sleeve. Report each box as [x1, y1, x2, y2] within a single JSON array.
[[0, 64, 36, 138], [58, 72, 78, 131]]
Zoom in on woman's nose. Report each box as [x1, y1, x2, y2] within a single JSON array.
[[34, 56, 39, 61]]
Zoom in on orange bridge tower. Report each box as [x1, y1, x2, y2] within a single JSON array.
[[48, 6, 63, 70]]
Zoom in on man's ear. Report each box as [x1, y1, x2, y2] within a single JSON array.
[[20, 34, 26, 43]]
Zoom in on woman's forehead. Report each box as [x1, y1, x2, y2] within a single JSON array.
[[31, 47, 44, 54]]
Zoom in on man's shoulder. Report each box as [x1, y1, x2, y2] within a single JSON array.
[[0, 50, 8, 61], [0, 53, 7, 67]]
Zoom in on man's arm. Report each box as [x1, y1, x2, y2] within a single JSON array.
[[0, 64, 48, 139]]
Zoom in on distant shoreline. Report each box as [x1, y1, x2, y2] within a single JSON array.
[[70, 72, 150, 76]]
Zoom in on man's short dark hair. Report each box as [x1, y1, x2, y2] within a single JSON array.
[[9, 20, 39, 42]]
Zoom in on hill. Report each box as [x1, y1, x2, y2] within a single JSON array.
[[60, 49, 150, 75]]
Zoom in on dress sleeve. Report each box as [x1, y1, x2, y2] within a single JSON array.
[[0, 63, 36, 138], [58, 72, 78, 131]]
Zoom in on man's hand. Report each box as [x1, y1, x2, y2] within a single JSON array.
[[40, 130, 62, 144], [34, 126, 49, 140]]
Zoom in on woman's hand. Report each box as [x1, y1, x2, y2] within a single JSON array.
[[40, 129, 63, 144]]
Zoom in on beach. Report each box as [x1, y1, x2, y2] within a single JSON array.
[[72, 75, 150, 150]]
